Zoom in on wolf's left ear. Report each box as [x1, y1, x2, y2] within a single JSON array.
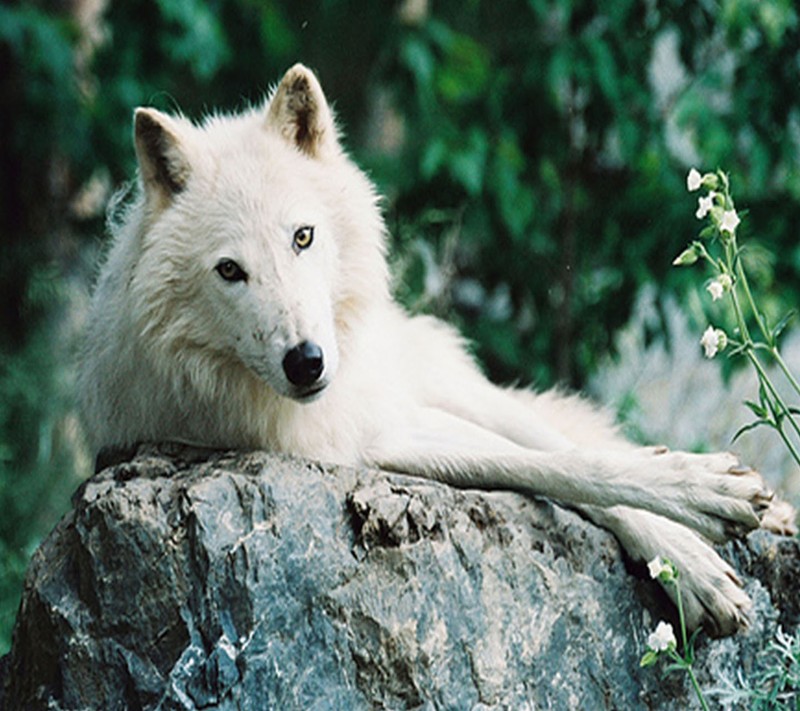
[[266, 64, 339, 159]]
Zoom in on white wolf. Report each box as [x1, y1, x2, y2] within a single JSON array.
[[79, 63, 794, 637]]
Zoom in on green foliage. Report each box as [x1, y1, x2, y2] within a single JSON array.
[[370, 0, 800, 387], [749, 628, 800, 709], [710, 627, 800, 708]]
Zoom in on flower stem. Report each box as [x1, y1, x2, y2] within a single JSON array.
[[673, 577, 689, 652], [729, 231, 800, 401], [686, 665, 711, 711], [669, 578, 710, 711], [746, 351, 800, 439], [743, 351, 800, 468], [771, 346, 800, 400], [724, 244, 753, 346], [722, 228, 800, 466], [731, 235, 770, 344]]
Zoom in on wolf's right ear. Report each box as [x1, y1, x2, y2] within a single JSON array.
[[134, 108, 191, 205]]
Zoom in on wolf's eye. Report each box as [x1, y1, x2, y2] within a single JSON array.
[[215, 259, 247, 282], [292, 226, 314, 254]]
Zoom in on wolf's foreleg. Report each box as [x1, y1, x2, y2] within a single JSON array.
[[365, 407, 770, 542]]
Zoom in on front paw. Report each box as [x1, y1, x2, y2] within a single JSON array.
[[632, 514, 750, 636], [666, 547, 751, 638], [642, 448, 772, 542], [585, 505, 752, 637]]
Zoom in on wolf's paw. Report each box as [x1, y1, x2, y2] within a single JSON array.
[[583, 505, 751, 637], [760, 498, 798, 536], [659, 531, 751, 637], [639, 448, 772, 542], [639, 511, 752, 635]]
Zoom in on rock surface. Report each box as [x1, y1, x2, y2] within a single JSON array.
[[1, 444, 799, 710]]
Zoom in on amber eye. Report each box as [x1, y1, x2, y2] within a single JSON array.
[[215, 259, 247, 282], [292, 226, 314, 253]]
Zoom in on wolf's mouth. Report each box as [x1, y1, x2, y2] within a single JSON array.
[[293, 383, 328, 403]]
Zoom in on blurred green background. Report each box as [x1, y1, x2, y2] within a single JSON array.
[[2, 0, 800, 652]]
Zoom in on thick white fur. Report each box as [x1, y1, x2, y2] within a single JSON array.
[[79, 64, 791, 637]]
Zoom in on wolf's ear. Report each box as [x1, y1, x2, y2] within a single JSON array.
[[266, 64, 338, 159], [134, 108, 191, 204]]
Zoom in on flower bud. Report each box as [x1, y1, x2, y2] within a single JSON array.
[[672, 245, 699, 266], [700, 172, 720, 191], [717, 329, 728, 351]]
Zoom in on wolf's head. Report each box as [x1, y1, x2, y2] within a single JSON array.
[[128, 65, 388, 405]]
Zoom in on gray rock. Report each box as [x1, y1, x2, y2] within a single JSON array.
[[1, 444, 798, 710]]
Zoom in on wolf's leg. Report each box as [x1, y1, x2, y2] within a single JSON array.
[[444, 381, 798, 536], [365, 407, 771, 542], [581, 504, 750, 636], [457, 384, 797, 537]]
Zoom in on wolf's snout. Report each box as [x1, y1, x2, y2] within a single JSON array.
[[282, 341, 324, 388]]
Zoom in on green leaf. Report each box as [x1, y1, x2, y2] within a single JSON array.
[[732, 419, 768, 443], [435, 32, 491, 104], [663, 661, 688, 675], [447, 128, 489, 196], [772, 310, 796, 342], [256, 4, 297, 57], [744, 399, 769, 419], [491, 133, 534, 240], [586, 36, 619, 104], [400, 36, 435, 90], [155, 0, 230, 79], [685, 627, 702, 664], [420, 139, 447, 180]]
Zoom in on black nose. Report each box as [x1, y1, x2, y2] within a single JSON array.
[[282, 341, 324, 387]]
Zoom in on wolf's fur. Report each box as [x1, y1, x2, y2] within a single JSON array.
[[79, 64, 793, 637]]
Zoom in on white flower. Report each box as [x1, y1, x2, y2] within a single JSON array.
[[695, 192, 716, 219], [706, 280, 725, 301], [647, 556, 669, 579], [647, 556, 677, 583], [687, 168, 702, 191], [701, 326, 727, 358], [647, 621, 677, 652], [720, 209, 740, 234], [706, 274, 732, 301], [701, 326, 718, 358]]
